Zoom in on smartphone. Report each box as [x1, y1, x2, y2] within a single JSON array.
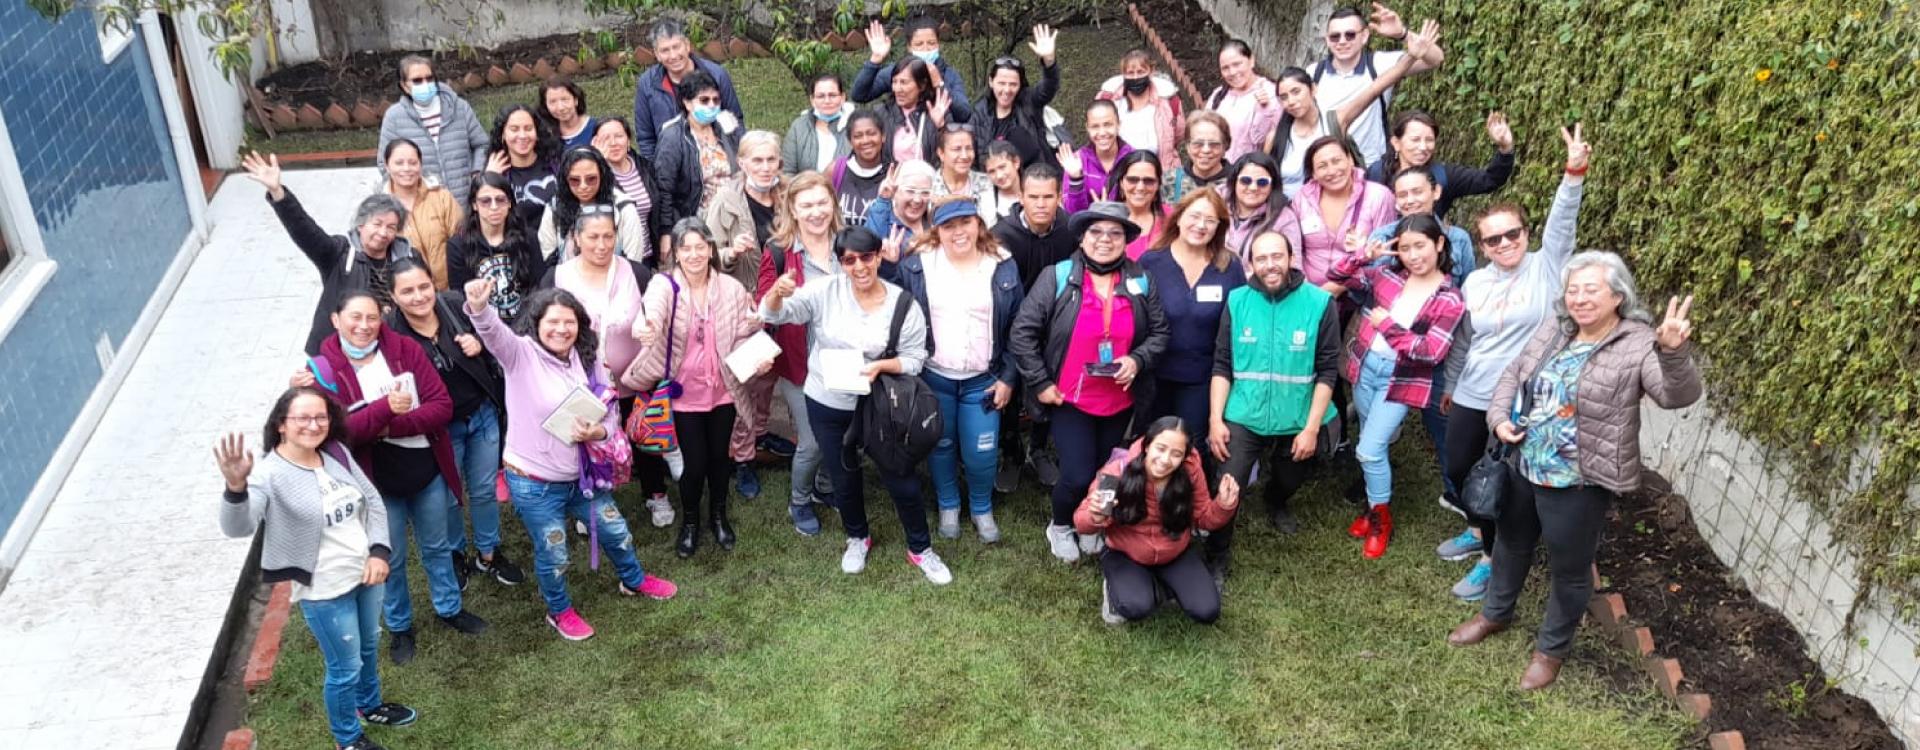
[[1084, 361, 1123, 378]]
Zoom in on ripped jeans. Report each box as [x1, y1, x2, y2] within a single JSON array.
[[505, 472, 647, 615]]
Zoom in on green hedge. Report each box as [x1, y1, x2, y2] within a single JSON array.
[[1392, 0, 1920, 619]]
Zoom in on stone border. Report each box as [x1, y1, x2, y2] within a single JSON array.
[[1589, 551, 1746, 747], [1126, 3, 1205, 106]]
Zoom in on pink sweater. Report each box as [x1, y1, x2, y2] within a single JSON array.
[[1292, 169, 1397, 286], [467, 302, 623, 481]]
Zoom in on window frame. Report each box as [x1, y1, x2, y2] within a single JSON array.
[[92, 1, 136, 63], [0, 108, 58, 345]]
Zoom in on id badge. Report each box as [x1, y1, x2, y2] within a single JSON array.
[[1196, 284, 1223, 303], [1098, 339, 1115, 364], [318, 474, 363, 527]]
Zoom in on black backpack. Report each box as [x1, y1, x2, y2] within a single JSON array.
[[856, 293, 943, 475]]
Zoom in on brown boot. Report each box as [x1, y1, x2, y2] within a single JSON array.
[[1447, 613, 1509, 647], [1519, 651, 1564, 691]]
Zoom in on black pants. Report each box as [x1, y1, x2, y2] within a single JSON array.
[[1481, 481, 1612, 658], [617, 396, 671, 498], [1102, 545, 1220, 624], [1440, 405, 1497, 551], [1206, 423, 1312, 563], [1049, 404, 1133, 526], [674, 404, 737, 527], [1150, 377, 1216, 477], [807, 397, 932, 553]]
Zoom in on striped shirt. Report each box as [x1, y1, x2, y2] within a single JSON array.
[[413, 98, 444, 139]]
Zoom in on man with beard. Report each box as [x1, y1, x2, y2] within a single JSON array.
[[1202, 232, 1340, 585]]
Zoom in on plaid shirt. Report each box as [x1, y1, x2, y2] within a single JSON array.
[[1328, 253, 1466, 408]]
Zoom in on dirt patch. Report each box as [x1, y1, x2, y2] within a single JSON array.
[[1133, 0, 1229, 95], [1600, 486, 1900, 750], [255, 27, 652, 109]]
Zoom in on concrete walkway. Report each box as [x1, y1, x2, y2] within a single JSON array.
[[0, 168, 372, 749]]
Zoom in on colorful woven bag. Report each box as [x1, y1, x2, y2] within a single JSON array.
[[625, 273, 682, 453]]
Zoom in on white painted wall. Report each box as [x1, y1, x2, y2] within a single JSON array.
[[1641, 399, 1920, 744], [168, 10, 248, 169]]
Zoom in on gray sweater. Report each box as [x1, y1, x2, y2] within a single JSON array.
[[379, 91, 491, 207], [1444, 176, 1584, 410], [220, 447, 391, 586], [759, 274, 927, 411]]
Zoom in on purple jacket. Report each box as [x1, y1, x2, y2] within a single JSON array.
[[312, 328, 465, 503], [1064, 142, 1138, 213]]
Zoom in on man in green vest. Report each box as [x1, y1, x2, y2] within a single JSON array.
[[1203, 232, 1340, 584]]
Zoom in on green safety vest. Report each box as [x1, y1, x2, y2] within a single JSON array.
[[1223, 284, 1336, 436]]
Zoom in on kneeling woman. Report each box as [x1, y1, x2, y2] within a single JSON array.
[[760, 227, 952, 585], [216, 389, 417, 750], [624, 218, 770, 558], [1074, 416, 1240, 624], [462, 279, 677, 642]]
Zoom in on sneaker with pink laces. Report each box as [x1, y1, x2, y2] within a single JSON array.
[[619, 574, 678, 600], [546, 608, 594, 641]]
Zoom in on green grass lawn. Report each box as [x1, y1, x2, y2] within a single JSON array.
[[245, 434, 1694, 749], [245, 23, 1138, 159]]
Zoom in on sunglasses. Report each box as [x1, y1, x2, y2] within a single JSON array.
[[1238, 175, 1273, 189], [567, 174, 602, 187], [578, 203, 616, 215], [993, 56, 1024, 69], [1122, 175, 1158, 186], [1479, 226, 1526, 247], [838, 251, 880, 266], [475, 195, 510, 208], [1327, 30, 1361, 42], [406, 75, 436, 85]]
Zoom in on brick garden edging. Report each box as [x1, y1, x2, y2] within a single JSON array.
[[243, 582, 292, 692], [1588, 558, 1746, 747], [1126, 3, 1205, 106]]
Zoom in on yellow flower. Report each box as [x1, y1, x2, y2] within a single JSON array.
[[1755, 68, 1773, 82], [1816, 132, 1828, 142]]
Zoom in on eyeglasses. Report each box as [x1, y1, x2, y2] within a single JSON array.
[[475, 195, 510, 208], [1189, 139, 1224, 151], [285, 415, 330, 427], [1327, 30, 1361, 43], [1238, 175, 1273, 189], [691, 96, 721, 106], [1479, 226, 1526, 247], [838, 251, 880, 266], [1188, 216, 1222, 229], [898, 187, 932, 198], [1122, 175, 1158, 186], [1084, 226, 1127, 242], [567, 174, 602, 187]]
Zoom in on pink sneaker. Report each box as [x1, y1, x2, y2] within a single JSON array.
[[620, 574, 678, 600], [546, 608, 594, 641]]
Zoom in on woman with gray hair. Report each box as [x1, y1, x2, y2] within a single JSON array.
[[1447, 250, 1702, 691], [243, 151, 423, 356]]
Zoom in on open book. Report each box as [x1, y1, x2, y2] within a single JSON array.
[[541, 385, 608, 443]]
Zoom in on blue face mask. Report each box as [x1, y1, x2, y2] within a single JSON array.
[[912, 49, 940, 65], [691, 105, 721, 125], [339, 333, 379, 360], [814, 107, 843, 123], [409, 82, 437, 105]]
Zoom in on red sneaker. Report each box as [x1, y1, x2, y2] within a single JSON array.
[[1363, 506, 1394, 559], [1347, 509, 1373, 539]]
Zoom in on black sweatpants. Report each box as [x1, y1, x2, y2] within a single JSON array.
[[1205, 422, 1312, 564], [1481, 481, 1613, 658], [1049, 404, 1133, 526], [1440, 405, 1498, 551], [807, 397, 932, 553], [674, 404, 737, 528], [1102, 545, 1220, 624]]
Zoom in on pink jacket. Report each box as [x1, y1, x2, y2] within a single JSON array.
[[1096, 74, 1186, 174], [1205, 78, 1284, 163], [621, 272, 766, 427], [1292, 169, 1397, 286]]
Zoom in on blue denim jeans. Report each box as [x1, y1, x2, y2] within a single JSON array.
[[1421, 366, 1451, 495], [446, 403, 504, 556], [924, 372, 1001, 516], [505, 473, 646, 615], [383, 475, 463, 631], [299, 583, 383, 746], [1352, 351, 1411, 507], [778, 379, 831, 505]]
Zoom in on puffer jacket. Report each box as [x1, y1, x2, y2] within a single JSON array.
[[1487, 318, 1703, 493], [781, 109, 851, 176], [621, 271, 766, 427], [378, 91, 490, 207]]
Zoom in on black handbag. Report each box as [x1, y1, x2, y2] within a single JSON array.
[[1461, 444, 1513, 522]]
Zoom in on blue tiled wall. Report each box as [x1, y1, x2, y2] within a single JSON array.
[[0, 6, 192, 533]]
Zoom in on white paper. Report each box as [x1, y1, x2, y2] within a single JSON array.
[[723, 331, 782, 382], [388, 371, 418, 402], [819, 348, 871, 395], [541, 385, 608, 443]]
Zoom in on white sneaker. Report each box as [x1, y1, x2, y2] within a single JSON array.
[[907, 548, 953, 585], [937, 508, 961, 539], [1100, 578, 1126, 625], [1078, 530, 1106, 556], [663, 448, 685, 480], [840, 537, 872, 574], [644, 494, 675, 527], [1438, 493, 1466, 520], [1045, 524, 1081, 564], [972, 512, 1001, 544]]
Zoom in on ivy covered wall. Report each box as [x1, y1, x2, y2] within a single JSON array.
[[1376, 0, 1920, 610]]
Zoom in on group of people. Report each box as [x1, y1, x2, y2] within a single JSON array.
[[215, 5, 1705, 749]]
